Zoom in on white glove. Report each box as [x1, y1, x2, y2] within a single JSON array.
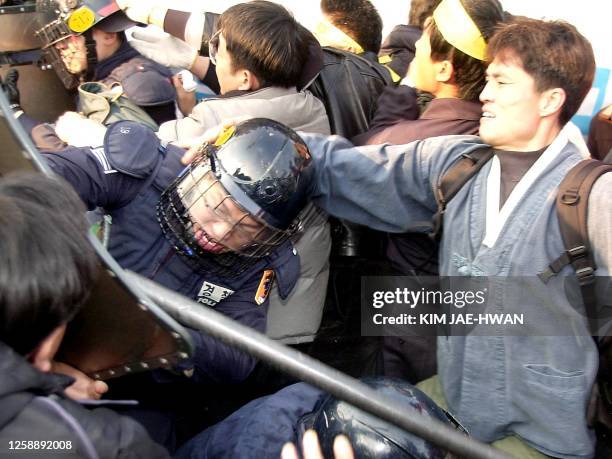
[[55, 112, 107, 148], [115, 0, 167, 27], [130, 28, 198, 70]]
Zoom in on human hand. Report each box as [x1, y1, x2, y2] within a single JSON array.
[[1, 69, 21, 107], [131, 28, 198, 70], [55, 112, 107, 147], [281, 430, 354, 459], [179, 116, 253, 164], [51, 361, 109, 401], [173, 73, 197, 116], [115, 0, 167, 28]]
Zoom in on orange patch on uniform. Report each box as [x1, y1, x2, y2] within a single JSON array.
[[255, 269, 275, 305]]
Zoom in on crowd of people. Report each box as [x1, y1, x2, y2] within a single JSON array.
[[1, 0, 611, 457]]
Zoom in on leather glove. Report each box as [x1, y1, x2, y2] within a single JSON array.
[[1, 69, 21, 108], [115, 0, 167, 28], [131, 28, 198, 70]]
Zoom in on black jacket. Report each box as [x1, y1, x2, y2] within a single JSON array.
[[378, 25, 421, 78], [0, 342, 169, 459], [305, 47, 393, 139]]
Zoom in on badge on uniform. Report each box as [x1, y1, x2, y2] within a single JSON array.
[[197, 281, 234, 307], [255, 269, 275, 305]]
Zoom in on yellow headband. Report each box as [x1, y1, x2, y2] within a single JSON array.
[[313, 18, 364, 55], [432, 0, 487, 61]]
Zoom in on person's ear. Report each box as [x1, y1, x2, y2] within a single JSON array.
[[435, 59, 454, 84], [28, 325, 67, 373], [539, 87, 566, 118], [237, 69, 261, 91]]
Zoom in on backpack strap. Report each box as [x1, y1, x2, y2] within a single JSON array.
[[539, 159, 612, 320], [430, 148, 495, 241]]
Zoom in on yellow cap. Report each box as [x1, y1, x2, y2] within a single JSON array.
[[67, 6, 96, 33], [432, 0, 487, 61]]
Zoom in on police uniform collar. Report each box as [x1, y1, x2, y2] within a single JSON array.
[[264, 240, 300, 299]]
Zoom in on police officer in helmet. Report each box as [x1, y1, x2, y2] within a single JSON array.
[[33, 0, 176, 123], [40, 117, 312, 386]]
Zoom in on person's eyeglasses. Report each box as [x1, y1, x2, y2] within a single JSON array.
[[209, 30, 221, 66]]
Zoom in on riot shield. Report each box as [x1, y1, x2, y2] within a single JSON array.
[[0, 90, 194, 380], [0, 0, 75, 121]]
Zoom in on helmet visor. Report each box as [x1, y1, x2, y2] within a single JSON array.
[[176, 157, 292, 257]]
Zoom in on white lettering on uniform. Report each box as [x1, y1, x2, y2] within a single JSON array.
[[197, 281, 235, 307]]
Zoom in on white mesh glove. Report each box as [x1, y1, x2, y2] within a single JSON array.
[[130, 28, 198, 70], [55, 112, 107, 148], [115, 0, 167, 27]]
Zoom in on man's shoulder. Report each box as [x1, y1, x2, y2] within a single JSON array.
[[192, 87, 329, 134], [245, 241, 300, 300], [103, 121, 164, 179], [197, 87, 298, 109], [588, 172, 612, 224], [110, 56, 175, 106], [422, 133, 484, 147]]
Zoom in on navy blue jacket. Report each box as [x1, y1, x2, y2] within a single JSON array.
[[43, 121, 300, 384]]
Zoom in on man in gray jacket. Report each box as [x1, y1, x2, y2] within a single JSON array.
[[155, 1, 330, 144]]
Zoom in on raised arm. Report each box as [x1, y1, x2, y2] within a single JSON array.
[[301, 132, 485, 233]]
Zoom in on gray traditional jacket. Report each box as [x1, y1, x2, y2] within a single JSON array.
[[157, 86, 330, 144], [302, 130, 612, 458]]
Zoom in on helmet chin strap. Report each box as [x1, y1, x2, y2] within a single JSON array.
[[83, 29, 98, 81]]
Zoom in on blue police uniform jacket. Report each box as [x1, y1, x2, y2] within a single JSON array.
[[42, 121, 300, 384]]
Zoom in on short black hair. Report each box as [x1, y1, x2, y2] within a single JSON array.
[[218, 1, 310, 88], [321, 0, 383, 54], [429, 0, 505, 101], [488, 17, 595, 126], [0, 172, 98, 355], [408, 0, 441, 29]]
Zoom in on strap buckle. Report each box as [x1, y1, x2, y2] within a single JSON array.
[[560, 190, 580, 205], [567, 245, 587, 259], [576, 267, 595, 286]]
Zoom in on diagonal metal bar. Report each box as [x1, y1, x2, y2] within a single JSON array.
[[125, 270, 512, 459]]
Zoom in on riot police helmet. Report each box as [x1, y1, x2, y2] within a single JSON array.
[[158, 118, 314, 276], [297, 377, 465, 459]]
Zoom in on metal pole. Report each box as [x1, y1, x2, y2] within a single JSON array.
[[125, 271, 511, 459]]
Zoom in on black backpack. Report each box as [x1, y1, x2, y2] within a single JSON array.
[[433, 150, 612, 435]]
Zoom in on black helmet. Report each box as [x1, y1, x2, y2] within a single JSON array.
[[297, 377, 464, 459], [35, 0, 136, 89], [158, 118, 313, 277]]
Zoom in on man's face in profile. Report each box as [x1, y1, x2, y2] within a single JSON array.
[[55, 35, 88, 75], [213, 32, 250, 95]]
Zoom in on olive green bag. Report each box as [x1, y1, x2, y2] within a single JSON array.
[[77, 82, 158, 131]]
